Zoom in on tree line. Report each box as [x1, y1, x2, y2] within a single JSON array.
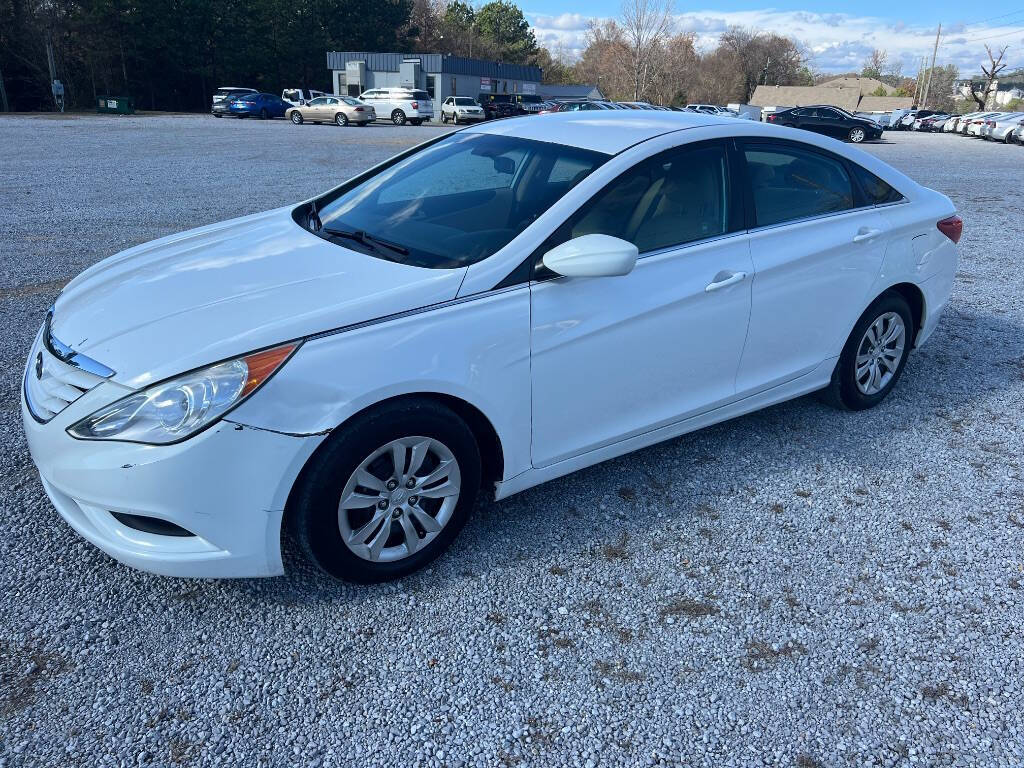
[[1, 0, 1005, 113]]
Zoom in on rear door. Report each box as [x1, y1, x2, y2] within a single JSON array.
[[734, 139, 889, 394]]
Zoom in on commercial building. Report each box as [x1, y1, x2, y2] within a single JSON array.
[[750, 77, 913, 114], [326, 51, 542, 119]]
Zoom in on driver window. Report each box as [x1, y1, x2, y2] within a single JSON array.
[[547, 142, 731, 255]]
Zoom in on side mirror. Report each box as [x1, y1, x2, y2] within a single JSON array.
[[542, 234, 638, 278]]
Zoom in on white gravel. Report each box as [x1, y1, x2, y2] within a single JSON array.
[[1, 116, 1023, 767]]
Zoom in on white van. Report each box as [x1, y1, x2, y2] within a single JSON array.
[[282, 89, 326, 107], [358, 88, 434, 125]]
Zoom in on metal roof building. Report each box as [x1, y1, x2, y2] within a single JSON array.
[[327, 52, 543, 119]]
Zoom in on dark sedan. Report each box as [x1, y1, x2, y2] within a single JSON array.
[[227, 93, 291, 119], [767, 105, 882, 143]]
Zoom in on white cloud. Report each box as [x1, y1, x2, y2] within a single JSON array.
[[526, 7, 1024, 75]]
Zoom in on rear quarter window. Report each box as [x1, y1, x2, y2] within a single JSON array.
[[851, 165, 905, 205]]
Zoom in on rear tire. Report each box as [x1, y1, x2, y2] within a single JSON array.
[[392, 109, 407, 126], [820, 292, 914, 411], [335, 112, 348, 127], [848, 127, 866, 143], [410, 118, 423, 126], [289, 400, 482, 583]]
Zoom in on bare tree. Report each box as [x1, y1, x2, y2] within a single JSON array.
[[968, 44, 1008, 109], [861, 48, 888, 79], [617, 0, 675, 100]]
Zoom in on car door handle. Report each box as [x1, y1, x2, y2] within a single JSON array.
[[705, 270, 747, 292], [853, 227, 883, 243]]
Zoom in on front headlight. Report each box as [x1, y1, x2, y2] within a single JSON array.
[[68, 343, 298, 444]]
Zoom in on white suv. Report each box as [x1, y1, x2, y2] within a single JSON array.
[[440, 97, 485, 124], [358, 88, 433, 125]]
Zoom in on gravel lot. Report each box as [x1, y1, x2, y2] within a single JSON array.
[[1, 115, 1023, 768]]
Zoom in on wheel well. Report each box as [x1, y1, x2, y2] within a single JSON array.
[[884, 283, 925, 342], [284, 393, 504, 529]]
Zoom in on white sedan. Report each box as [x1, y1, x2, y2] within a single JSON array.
[[22, 112, 961, 582]]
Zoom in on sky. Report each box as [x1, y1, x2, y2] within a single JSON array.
[[524, 2, 1024, 76]]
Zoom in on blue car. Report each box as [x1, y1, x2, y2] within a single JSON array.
[[228, 92, 290, 119]]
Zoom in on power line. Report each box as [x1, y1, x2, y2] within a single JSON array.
[[956, 8, 1024, 29], [958, 25, 1024, 43]]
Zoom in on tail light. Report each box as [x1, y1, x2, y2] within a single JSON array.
[[354, 106, 364, 112], [937, 215, 963, 244], [411, 101, 419, 109], [766, 114, 777, 122]]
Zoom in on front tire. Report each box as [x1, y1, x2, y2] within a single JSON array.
[[821, 292, 914, 411], [290, 400, 482, 583], [848, 127, 866, 143], [391, 109, 407, 126], [290, 112, 303, 125]]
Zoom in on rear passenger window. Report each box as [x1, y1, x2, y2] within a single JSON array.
[[557, 143, 730, 254], [851, 164, 904, 204], [744, 145, 855, 226]]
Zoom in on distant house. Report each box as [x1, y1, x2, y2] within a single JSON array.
[[537, 84, 605, 101], [749, 83, 912, 113], [820, 76, 895, 96]]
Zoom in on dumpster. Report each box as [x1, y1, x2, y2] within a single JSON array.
[[97, 96, 134, 114]]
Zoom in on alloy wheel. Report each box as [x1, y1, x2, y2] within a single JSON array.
[[337, 437, 462, 563], [855, 311, 906, 395], [850, 127, 865, 143], [291, 113, 302, 125], [336, 113, 348, 127]]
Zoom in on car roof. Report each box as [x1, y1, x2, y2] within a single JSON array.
[[463, 111, 732, 154]]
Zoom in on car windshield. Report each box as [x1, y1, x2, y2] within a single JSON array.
[[239, 93, 259, 102], [454, 97, 476, 106], [312, 133, 608, 269], [341, 97, 361, 106], [409, 90, 430, 101]]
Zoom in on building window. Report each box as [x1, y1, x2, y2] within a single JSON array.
[[426, 74, 436, 99]]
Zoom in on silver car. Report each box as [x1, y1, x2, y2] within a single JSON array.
[[983, 112, 1024, 142], [440, 97, 485, 124]]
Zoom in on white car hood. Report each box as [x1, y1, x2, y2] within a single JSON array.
[[51, 207, 466, 389]]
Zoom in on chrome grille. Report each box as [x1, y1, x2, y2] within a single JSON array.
[[24, 315, 113, 423]]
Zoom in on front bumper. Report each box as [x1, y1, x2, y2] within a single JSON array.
[[22, 383, 322, 578]]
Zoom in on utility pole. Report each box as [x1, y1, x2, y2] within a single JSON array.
[[921, 23, 941, 109], [914, 57, 924, 107]]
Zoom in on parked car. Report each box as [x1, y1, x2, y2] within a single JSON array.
[[686, 104, 732, 116], [943, 112, 979, 133], [211, 86, 256, 108], [227, 92, 291, 119], [766, 105, 883, 143], [917, 115, 950, 132], [619, 101, 656, 110], [286, 96, 375, 126], [912, 113, 947, 130], [358, 87, 433, 125], [23, 112, 960, 583], [982, 112, 1024, 141], [440, 96, 485, 124], [552, 100, 620, 112], [508, 93, 544, 114], [965, 112, 1003, 136], [476, 93, 516, 120], [958, 112, 997, 135], [211, 95, 245, 118], [281, 88, 327, 107], [1012, 120, 1024, 144]]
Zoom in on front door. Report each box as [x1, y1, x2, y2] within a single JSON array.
[[529, 140, 753, 467]]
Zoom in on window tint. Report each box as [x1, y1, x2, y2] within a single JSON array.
[[851, 164, 904, 204], [317, 133, 607, 268], [552, 143, 730, 254], [744, 145, 854, 227], [410, 90, 430, 101]]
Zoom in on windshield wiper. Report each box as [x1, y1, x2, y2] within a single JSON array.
[[322, 226, 409, 256]]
